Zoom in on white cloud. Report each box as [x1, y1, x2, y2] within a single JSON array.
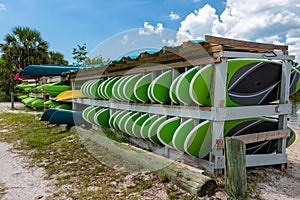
[[169, 11, 180, 20], [138, 22, 164, 35], [122, 35, 129, 44], [192, 0, 201, 2], [0, 3, 6, 11], [256, 35, 284, 45], [286, 28, 300, 62], [172, 0, 300, 61]]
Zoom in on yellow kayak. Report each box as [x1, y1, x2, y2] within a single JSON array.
[[54, 90, 85, 101]]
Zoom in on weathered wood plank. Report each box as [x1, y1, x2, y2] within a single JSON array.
[[216, 130, 291, 149], [225, 137, 247, 199], [76, 127, 217, 196], [205, 35, 288, 52]]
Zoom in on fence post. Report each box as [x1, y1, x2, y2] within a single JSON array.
[[11, 92, 14, 109], [225, 137, 247, 198]]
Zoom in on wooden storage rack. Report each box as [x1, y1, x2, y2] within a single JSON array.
[[69, 35, 295, 173]]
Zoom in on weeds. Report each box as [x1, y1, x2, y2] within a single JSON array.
[[0, 112, 196, 199]]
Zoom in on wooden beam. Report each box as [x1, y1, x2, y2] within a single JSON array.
[[225, 138, 247, 199], [216, 129, 291, 149], [77, 127, 217, 196], [205, 35, 288, 52]]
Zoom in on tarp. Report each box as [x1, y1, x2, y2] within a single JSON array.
[[19, 65, 83, 78]]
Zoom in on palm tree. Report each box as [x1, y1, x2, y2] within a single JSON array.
[[48, 51, 68, 66], [0, 26, 49, 70]]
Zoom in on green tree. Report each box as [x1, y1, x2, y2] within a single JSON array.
[[0, 26, 49, 70], [72, 43, 88, 66], [84, 55, 105, 65], [48, 51, 68, 65], [0, 57, 15, 96]]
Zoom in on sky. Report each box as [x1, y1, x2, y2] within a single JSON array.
[[0, 0, 300, 63]]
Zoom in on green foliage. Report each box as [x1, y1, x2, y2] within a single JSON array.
[[72, 43, 88, 66], [48, 51, 68, 65], [0, 26, 49, 70], [0, 26, 68, 97]]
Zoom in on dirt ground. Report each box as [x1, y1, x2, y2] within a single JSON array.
[[254, 128, 300, 200], [0, 102, 300, 199]]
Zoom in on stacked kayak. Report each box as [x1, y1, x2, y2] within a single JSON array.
[[81, 105, 296, 158], [54, 90, 85, 101], [41, 108, 86, 126], [40, 82, 70, 97], [79, 59, 300, 107]]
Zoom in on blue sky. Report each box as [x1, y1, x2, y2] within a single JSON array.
[[0, 0, 299, 63]]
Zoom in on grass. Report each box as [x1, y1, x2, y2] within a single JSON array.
[[0, 112, 197, 199], [0, 182, 6, 199]]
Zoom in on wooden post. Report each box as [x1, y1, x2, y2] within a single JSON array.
[[225, 137, 246, 199], [11, 92, 14, 109]]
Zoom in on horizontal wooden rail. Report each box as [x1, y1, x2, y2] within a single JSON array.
[[216, 129, 291, 149]]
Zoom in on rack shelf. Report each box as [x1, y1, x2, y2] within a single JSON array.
[[70, 35, 295, 173]]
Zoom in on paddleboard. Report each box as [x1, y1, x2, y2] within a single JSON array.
[[148, 115, 167, 145], [123, 73, 143, 102], [132, 113, 150, 138], [190, 59, 300, 106], [176, 66, 199, 105], [134, 73, 153, 103], [140, 115, 158, 139], [157, 117, 181, 148], [147, 81, 156, 103], [103, 76, 121, 99], [172, 119, 195, 152], [80, 80, 93, 97], [169, 73, 183, 104], [111, 110, 127, 131], [94, 108, 110, 128], [111, 77, 126, 101], [86, 106, 101, 125], [89, 79, 104, 99], [150, 70, 173, 104], [184, 118, 296, 158], [108, 110, 123, 128], [118, 111, 134, 133], [118, 75, 134, 101], [124, 112, 141, 136]]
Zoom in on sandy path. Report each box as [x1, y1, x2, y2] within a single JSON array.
[[0, 103, 53, 200], [0, 143, 53, 200]]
